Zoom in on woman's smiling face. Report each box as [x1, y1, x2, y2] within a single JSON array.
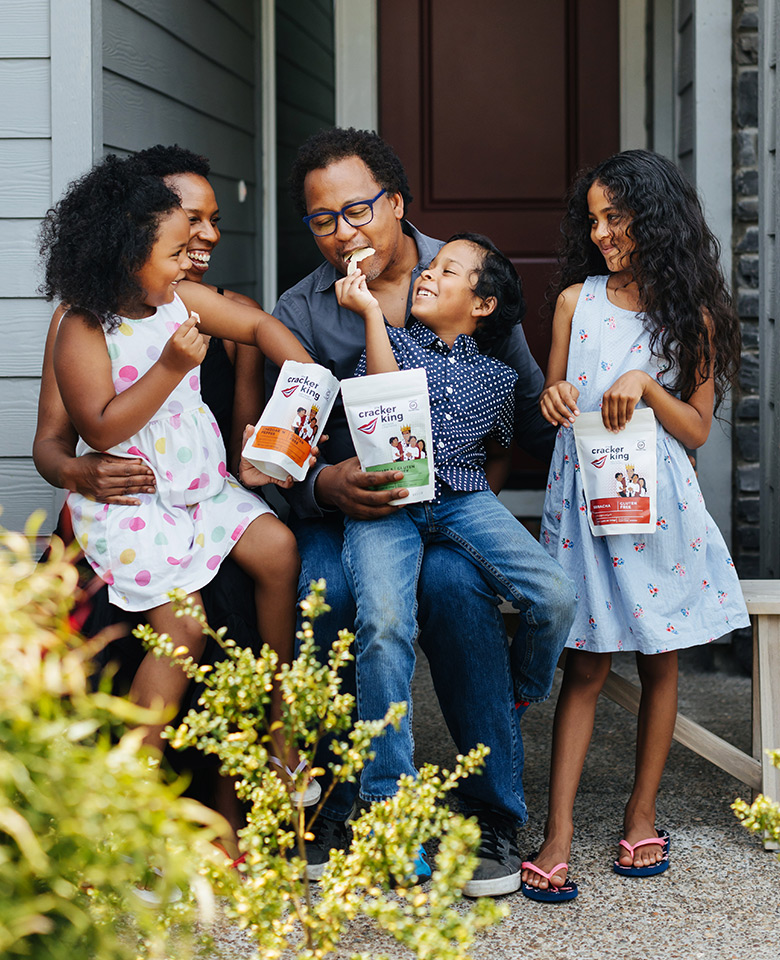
[[164, 173, 221, 282]]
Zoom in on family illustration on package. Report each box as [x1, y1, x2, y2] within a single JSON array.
[[615, 467, 647, 498], [292, 405, 319, 444], [390, 426, 428, 461]]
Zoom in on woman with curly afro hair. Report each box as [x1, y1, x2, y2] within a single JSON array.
[[520, 150, 749, 902], [40, 154, 317, 798]]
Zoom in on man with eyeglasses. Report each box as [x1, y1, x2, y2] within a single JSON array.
[[261, 127, 574, 897]]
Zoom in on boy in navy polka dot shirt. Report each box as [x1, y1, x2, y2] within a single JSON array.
[[335, 233, 574, 837]]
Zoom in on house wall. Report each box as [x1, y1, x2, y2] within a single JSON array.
[[275, 0, 335, 296], [0, 0, 69, 533], [733, 0, 761, 577], [102, 0, 261, 299]]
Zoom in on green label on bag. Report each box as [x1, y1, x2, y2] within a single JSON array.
[[367, 459, 431, 489]]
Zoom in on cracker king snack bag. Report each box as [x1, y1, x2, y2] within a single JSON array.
[[242, 360, 339, 482], [341, 368, 435, 505], [573, 407, 657, 536]]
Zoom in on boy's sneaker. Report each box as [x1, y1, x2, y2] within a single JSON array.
[[304, 815, 350, 880], [461, 806, 522, 897]]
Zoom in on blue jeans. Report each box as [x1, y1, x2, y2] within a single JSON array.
[[342, 489, 576, 807]]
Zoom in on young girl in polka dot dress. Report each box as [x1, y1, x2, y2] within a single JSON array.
[[521, 151, 749, 902], [41, 155, 314, 780]]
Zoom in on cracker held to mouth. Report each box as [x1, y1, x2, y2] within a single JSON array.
[[346, 247, 376, 275]]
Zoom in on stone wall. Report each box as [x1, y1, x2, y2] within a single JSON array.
[[732, 0, 760, 577]]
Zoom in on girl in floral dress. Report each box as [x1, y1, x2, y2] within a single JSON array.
[[521, 150, 749, 902]]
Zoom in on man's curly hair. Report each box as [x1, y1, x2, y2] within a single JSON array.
[[39, 154, 182, 331], [289, 127, 413, 217], [127, 143, 211, 179], [447, 232, 525, 353]]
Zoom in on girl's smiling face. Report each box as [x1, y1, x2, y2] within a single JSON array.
[[134, 207, 192, 314], [587, 180, 635, 273], [165, 173, 221, 281]]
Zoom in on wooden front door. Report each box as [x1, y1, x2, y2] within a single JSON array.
[[379, 0, 620, 487]]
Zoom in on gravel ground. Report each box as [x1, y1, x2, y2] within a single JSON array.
[[212, 645, 780, 959]]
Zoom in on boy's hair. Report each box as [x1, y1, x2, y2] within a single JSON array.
[[448, 232, 526, 352], [551, 149, 741, 411], [39, 154, 181, 330], [128, 143, 211, 180], [289, 127, 413, 217]]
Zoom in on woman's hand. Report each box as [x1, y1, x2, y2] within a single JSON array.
[[540, 380, 580, 427], [601, 370, 651, 432], [159, 311, 209, 375], [62, 452, 156, 504], [236, 425, 323, 489]]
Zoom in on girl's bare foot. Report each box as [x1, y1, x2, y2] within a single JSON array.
[[617, 804, 664, 870], [521, 821, 573, 890]]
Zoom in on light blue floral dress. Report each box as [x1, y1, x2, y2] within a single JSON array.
[[541, 275, 750, 653]]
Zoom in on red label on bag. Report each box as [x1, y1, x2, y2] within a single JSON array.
[[590, 496, 651, 526]]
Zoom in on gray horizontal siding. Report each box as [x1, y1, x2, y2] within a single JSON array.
[[0, 459, 59, 534], [0, 1, 50, 58], [0, 139, 51, 217], [0, 60, 51, 137], [276, 0, 335, 294], [103, 0, 259, 297], [0, 300, 51, 377]]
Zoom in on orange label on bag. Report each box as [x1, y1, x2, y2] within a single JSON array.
[[590, 496, 651, 526], [251, 425, 311, 467]]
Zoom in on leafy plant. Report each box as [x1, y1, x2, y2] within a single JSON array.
[[733, 750, 780, 854], [140, 580, 507, 959], [0, 513, 229, 960]]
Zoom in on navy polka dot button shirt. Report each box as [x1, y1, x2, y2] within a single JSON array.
[[355, 321, 518, 499]]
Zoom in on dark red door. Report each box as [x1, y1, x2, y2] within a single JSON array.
[[379, 0, 620, 487]]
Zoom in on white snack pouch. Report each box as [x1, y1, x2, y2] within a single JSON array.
[[341, 368, 435, 505], [573, 407, 657, 536], [242, 360, 339, 482]]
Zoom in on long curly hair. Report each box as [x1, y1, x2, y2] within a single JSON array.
[[39, 154, 182, 331], [289, 127, 413, 217], [550, 150, 741, 411], [448, 232, 525, 353]]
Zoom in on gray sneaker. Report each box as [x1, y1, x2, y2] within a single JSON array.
[[462, 807, 522, 897], [304, 815, 350, 880]]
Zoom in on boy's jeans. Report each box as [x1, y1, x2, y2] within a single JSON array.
[[342, 489, 576, 802]]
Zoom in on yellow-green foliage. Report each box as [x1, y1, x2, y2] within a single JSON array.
[[0, 515, 228, 960], [733, 750, 780, 854], [142, 581, 507, 959]]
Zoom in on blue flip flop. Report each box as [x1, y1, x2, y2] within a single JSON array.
[[521, 858, 579, 902], [613, 829, 670, 877]]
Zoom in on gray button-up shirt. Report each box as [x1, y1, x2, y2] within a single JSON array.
[[267, 221, 555, 518]]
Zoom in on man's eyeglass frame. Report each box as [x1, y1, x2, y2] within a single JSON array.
[[302, 188, 387, 237]]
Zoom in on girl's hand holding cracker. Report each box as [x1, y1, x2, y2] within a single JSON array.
[[601, 369, 650, 433], [335, 269, 381, 320], [160, 311, 209, 375], [540, 380, 580, 427]]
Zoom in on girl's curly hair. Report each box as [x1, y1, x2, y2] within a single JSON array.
[[39, 154, 182, 331], [550, 149, 741, 412], [448, 232, 525, 353]]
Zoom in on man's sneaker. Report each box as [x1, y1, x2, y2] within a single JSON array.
[[461, 806, 522, 897], [304, 815, 349, 881]]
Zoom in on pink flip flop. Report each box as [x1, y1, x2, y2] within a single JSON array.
[[613, 829, 670, 877], [520, 859, 578, 902]]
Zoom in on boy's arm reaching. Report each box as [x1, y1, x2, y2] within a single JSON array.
[[335, 270, 399, 375]]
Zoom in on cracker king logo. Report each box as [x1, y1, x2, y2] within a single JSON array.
[[358, 417, 378, 435], [281, 385, 299, 397], [358, 402, 403, 425], [286, 374, 321, 401], [591, 455, 608, 469]]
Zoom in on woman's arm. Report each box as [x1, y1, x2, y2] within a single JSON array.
[[54, 310, 206, 451], [34, 305, 156, 502], [176, 281, 312, 368], [539, 285, 581, 427], [601, 310, 715, 448], [484, 439, 512, 494]]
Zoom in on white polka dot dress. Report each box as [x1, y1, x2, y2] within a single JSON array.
[[68, 294, 272, 611], [541, 276, 750, 653]]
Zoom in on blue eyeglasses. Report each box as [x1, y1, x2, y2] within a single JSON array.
[[302, 189, 387, 237]]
